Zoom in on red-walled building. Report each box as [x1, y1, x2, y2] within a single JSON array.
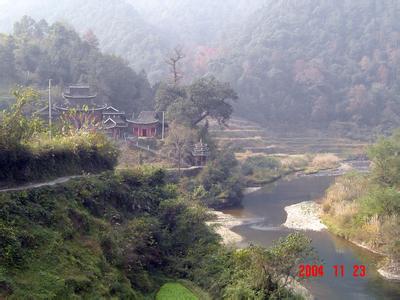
[[127, 111, 161, 138], [38, 85, 166, 140]]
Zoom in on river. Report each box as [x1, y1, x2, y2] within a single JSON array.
[[222, 173, 400, 299]]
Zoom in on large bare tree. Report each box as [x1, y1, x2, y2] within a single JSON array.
[[165, 122, 194, 176], [166, 46, 185, 85]]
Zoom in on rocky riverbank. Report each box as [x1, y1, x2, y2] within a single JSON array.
[[378, 260, 400, 281], [207, 210, 245, 245], [283, 201, 327, 231], [208, 209, 314, 299], [349, 240, 400, 280], [283, 201, 400, 280]]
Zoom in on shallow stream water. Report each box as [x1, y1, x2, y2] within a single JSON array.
[[222, 173, 400, 299]]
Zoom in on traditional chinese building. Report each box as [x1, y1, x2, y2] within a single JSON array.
[[37, 85, 166, 139], [127, 111, 161, 138], [52, 85, 107, 129], [102, 106, 128, 139], [192, 140, 210, 166]]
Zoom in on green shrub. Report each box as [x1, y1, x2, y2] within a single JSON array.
[[241, 156, 281, 176], [0, 132, 119, 186]]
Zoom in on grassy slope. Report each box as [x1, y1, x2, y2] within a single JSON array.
[[0, 169, 168, 299], [156, 283, 197, 300]]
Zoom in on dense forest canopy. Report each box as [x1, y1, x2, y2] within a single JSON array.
[[0, 0, 400, 133], [0, 16, 154, 114], [210, 0, 400, 132], [0, 0, 170, 82]]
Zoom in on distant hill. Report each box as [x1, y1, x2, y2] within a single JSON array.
[[0, 0, 265, 83], [0, 17, 154, 114], [1, 0, 399, 133], [128, 0, 264, 45], [210, 0, 400, 133], [0, 0, 171, 82]]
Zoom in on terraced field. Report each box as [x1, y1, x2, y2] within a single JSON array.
[[209, 118, 369, 156]]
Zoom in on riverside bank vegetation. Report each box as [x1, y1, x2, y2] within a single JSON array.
[[322, 131, 400, 278], [0, 167, 317, 299]]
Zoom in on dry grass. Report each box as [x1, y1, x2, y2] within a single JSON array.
[[322, 175, 368, 214], [235, 151, 269, 161], [235, 151, 310, 170], [117, 145, 174, 169], [320, 175, 400, 254], [310, 153, 340, 170], [214, 136, 264, 141], [279, 154, 310, 169]]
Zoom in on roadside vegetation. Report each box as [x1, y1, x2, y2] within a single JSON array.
[[0, 167, 317, 299], [0, 88, 118, 187], [322, 131, 400, 275]]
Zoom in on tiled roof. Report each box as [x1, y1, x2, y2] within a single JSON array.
[[103, 115, 128, 128], [127, 111, 159, 125]]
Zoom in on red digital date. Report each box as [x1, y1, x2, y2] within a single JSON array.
[[298, 264, 325, 277], [333, 264, 367, 277], [353, 265, 366, 277], [299, 264, 367, 278]]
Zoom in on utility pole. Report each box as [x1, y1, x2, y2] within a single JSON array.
[[161, 111, 165, 140], [48, 79, 52, 140]]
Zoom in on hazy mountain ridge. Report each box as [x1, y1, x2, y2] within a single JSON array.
[[0, 0, 171, 82], [1, 0, 400, 133], [0, 0, 265, 82], [209, 0, 400, 133], [127, 0, 264, 45]]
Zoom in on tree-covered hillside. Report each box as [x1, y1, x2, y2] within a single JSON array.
[[0, 17, 153, 113], [210, 0, 400, 133], [129, 0, 264, 45], [0, 0, 170, 82], [1, 0, 399, 133]]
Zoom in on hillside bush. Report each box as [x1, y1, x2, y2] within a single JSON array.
[[0, 168, 315, 299], [322, 131, 400, 260], [0, 132, 119, 186]]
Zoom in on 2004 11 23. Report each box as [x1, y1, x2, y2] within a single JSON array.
[[298, 264, 366, 278]]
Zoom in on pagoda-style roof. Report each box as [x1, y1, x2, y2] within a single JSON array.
[[127, 111, 159, 125], [102, 105, 125, 115], [62, 85, 97, 100], [54, 104, 108, 112], [103, 116, 128, 129], [33, 105, 60, 116]]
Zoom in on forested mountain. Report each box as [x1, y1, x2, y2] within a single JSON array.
[[0, 0, 264, 82], [210, 0, 400, 132], [1, 0, 400, 133], [129, 0, 264, 45], [0, 17, 154, 113], [0, 0, 170, 82]]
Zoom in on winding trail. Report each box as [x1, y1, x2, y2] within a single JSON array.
[[0, 175, 84, 193]]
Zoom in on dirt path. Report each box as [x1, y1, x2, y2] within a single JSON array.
[[0, 175, 84, 193]]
